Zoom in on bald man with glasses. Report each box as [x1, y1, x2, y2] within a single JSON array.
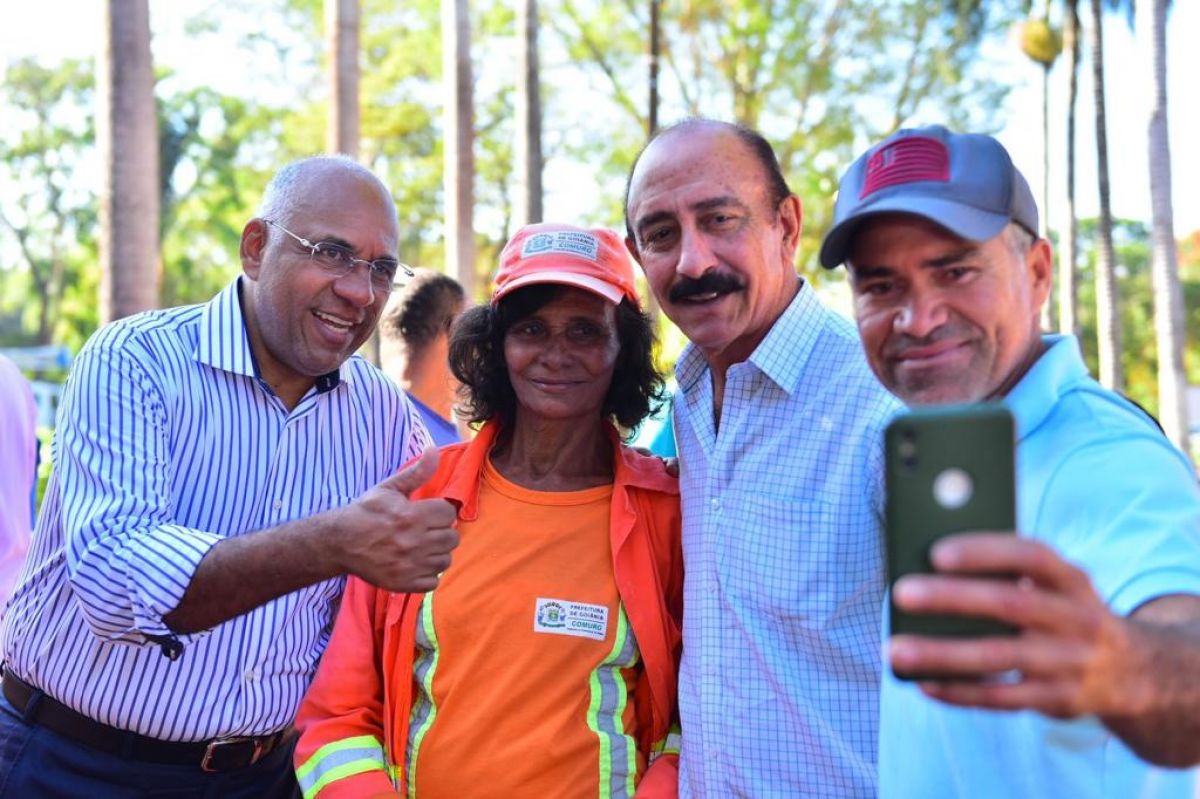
[[0, 155, 458, 797]]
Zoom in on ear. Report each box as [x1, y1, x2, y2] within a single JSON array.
[[240, 219, 269, 280], [624, 234, 643, 268], [1027, 236, 1053, 315], [777, 194, 803, 260]]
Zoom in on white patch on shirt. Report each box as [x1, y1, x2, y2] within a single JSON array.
[[533, 597, 609, 641]]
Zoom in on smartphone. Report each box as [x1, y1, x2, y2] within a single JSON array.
[[885, 403, 1017, 649]]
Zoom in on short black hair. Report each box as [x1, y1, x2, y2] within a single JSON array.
[[623, 118, 792, 244], [448, 284, 666, 433], [385, 270, 466, 356]]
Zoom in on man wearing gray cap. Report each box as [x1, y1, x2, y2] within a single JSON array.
[[822, 125, 1200, 796]]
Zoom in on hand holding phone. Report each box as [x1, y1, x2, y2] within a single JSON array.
[[885, 404, 1017, 670]]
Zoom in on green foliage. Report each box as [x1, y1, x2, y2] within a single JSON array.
[[158, 88, 286, 308], [548, 0, 1021, 282], [0, 58, 97, 347], [1071, 217, 1199, 418]]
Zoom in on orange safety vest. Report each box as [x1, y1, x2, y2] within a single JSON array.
[[294, 420, 683, 798]]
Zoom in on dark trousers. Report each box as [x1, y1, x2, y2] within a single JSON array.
[[0, 695, 301, 799]]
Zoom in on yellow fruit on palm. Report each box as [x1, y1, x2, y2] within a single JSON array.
[[1021, 18, 1062, 66]]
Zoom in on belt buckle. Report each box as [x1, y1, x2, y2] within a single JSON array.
[[200, 737, 264, 772]]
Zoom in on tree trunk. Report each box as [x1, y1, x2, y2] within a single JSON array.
[[442, 0, 475, 299], [649, 0, 662, 137], [326, 0, 360, 159], [97, 0, 160, 323], [1039, 61, 1056, 332], [513, 0, 543, 229], [1089, 0, 1123, 390], [1060, 0, 1080, 339], [1140, 0, 1189, 452], [325, 0, 372, 361]]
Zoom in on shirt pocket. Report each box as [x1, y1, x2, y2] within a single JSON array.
[[717, 493, 875, 629]]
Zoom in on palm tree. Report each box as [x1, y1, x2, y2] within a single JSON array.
[[648, 0, 662, 136], [514, 0, 543, 229], [1138, 0, 1188, 451], [326, 0, 372, 361], [1059, 0, 1081, 339], [97, 0, 160, 323], [1019, 8, 1061, 332], [442, 0, 475, 298], [326, 0, 360, 159], [1089, 0, 1123, 390]]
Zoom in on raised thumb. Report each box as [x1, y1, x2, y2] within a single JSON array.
[[382, 447, 440, 497]]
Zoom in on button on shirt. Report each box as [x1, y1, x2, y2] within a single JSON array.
[[0, 279, 431, 741], [674, 282, 900, 798]]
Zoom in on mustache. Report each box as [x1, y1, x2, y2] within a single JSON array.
[[668, 271, 746, 303]]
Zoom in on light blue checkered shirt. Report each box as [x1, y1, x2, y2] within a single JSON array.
[[673, 281, 900, 798]]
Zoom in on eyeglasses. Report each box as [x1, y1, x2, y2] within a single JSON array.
[[263, 218, 413, 293]]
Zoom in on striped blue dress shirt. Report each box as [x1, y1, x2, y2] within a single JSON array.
[[1, 278, 430, 741], [673, 281, 901, 798]]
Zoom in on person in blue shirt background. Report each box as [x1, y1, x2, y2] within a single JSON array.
[[383, 269, 469, 447]]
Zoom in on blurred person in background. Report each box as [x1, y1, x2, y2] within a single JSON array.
[[381, 269, 468, 446], [0, 353, 37, 609]]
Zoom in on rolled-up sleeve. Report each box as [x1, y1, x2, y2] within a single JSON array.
[[58, 328, 220, 644]]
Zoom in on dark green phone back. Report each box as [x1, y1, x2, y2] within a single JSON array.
[[885, 403, 1016, 639]]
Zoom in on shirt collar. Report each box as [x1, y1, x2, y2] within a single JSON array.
[[194, 277, 346, 390], [1003, 334, 1087, 441], [447, 419, 678, 522], [675, 278, 816, 395]]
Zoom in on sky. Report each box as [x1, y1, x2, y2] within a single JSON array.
[[2, 0, 1198, 237]]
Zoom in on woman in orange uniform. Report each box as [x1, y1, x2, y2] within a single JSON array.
[[294, 222, 682, 798]]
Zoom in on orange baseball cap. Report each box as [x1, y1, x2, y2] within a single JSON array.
[[492, 223, 640, 308]]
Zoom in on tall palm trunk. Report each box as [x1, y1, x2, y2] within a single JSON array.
[[1139, 0, 1188, 452], [514, 0, 543, 229], [97, 0, 160, 323], [1060, 0, 1080, 339], [326, 0, 360, 158], [1039, 61, 1056, 331], [326, 0, 373, 361], [649, 0, 662, 137], [442, 0, 475, 298], [1089, 0, 1123, 390]]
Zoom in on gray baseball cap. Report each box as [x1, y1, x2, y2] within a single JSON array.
[[818, 125, 1038, 268]]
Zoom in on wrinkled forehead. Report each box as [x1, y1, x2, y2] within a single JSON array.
[[628, 129, 768, 223], [293, 172, 399, 246]]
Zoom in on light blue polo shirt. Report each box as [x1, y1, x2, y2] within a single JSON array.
[[879, 335, 1200, 799]]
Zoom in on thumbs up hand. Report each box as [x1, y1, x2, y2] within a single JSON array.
[[331, 448, 460, 593]]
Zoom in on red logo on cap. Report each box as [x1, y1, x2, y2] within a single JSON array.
[[860, 136, 949, 198]]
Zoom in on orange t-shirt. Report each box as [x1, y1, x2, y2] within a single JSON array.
[[405, 459, 644, 798]]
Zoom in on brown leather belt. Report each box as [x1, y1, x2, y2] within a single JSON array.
[[1, 669, 293, 772]]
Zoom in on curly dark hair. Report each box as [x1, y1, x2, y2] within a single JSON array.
[[449, 284, 666, 433]]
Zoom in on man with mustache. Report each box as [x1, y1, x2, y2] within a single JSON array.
[[821, 125, 1200, 796], [624, 118, 901, 797], [0, 155, 459, 796]]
